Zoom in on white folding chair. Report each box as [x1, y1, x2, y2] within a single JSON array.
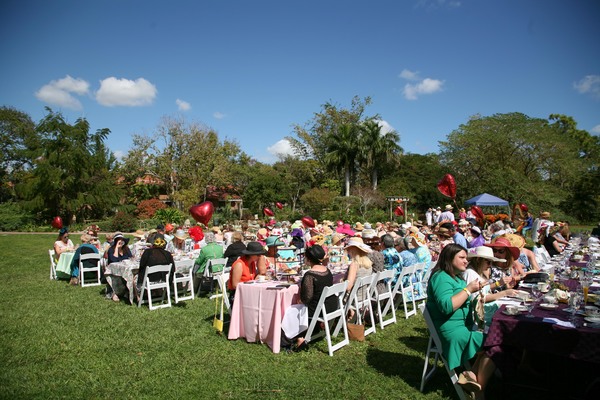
[[173, 259, 195, 303], [412, 262, 428, 304], [391, 264, 417, 319], [79, 253, 102, 287], [420, 306, 469, 400], [209, 271, 231, 313], [305, 281, 350, 356], [48, 249, 57, 280], [138, 264, 172, 310], [345, 274, 376, 337], [370, 269, 397, 329], [196, 258, 227, 297]]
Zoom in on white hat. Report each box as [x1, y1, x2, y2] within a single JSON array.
[[470, 226, 482, 235], [467, 246, 506, 263], [344, 237, 373, 253], [445, 204, 454, 210]]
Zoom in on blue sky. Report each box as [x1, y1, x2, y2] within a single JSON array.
[[1, 0, 599, 164]]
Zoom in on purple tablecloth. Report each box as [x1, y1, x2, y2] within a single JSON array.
[[484, 302, 600, 366]]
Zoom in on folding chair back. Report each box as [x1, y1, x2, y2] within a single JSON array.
[[209, 271, 231, 314], [420, 306, 469, 400], [412, 262, 428, 303], [138, 264, 172, 310], [345, 274, 376, 336], [48, 249, 57, 280], [79, 253, 102, 287], [305, 281, 349, 356], [397, 264, 417, 319], [197, 257, 228, 296], [173, 259, 195, 303], [370, 269, 397, 329]]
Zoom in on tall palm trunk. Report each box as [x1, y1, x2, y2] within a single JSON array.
[[344, 165, 351, 197], [371, 169, 378, 191]]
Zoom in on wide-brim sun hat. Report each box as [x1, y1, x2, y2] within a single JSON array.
[[467, 246, 506, 263], [132, 229, 146, 239], [336, 224, 355, 236], [174, 229, 188, 240], [502, 233, 526, 249], [344, 237, 372, 253], [445, 204, 454, 210], [485, 237, 520, 260], [112, 233, 130, 246], [242, 241, 267, 255], [265, 236, 284, 247]]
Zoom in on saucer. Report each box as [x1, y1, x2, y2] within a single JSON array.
[[539, 303, 559, 310], [502, 310, 519, 316], [584, 316, 600, 324]]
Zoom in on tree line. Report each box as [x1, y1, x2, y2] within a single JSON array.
[[1, 98, 598, 230]]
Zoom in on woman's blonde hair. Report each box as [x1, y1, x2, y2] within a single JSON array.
[[232, 231, 243, 242], [347, 247, 372, 269]]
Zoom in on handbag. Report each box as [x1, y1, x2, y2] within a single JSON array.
[[473, 290, 486, 331], [347, 322, 365, 342], [213, 286, 224, 333]]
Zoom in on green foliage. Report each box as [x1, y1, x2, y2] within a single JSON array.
[[136, 198, 167, 219], [153, 207, 185, 225], [299, 187, 337, 217], [109, 211, 138, 232], [0, 201, 35, 231]]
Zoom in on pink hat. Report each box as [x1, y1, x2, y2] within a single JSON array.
[[336, 223, 355, 236]]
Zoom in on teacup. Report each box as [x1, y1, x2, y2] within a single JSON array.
[[537, 282, 550, 293], [505, 305, 519, 315], [256, 275, 266, 282], [543, 295, 558, 304]]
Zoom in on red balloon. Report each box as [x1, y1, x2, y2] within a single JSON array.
[[51, 216, 63, 229], [394, 206, 404, 217], [471, 206, 484, 220], [301, 216, 315, 228], [519, 203, 528, 212], [276, 202, 283, 210], [189, 201, 214, 225], [263, 207, 274, 217], [437, 174, 457, 199]]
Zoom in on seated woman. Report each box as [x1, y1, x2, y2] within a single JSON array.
[[463, 246, 517, 327], [223, 231, 246, 270], [54, 228, 74, 259], [343, 237, 373, 305], [69, 233, 99, 286], [502, 233, 540, 273], [486, 237, 526, 290], [281, 244, 337, 352], [540, 226, 564, 257], [135, 235, 175, 303], [227, 241, 267, 303], [193, 231, 225, 294], [106, 233, 133, 301], [381, 234, 402, 287], [426, 244, 497, 398]]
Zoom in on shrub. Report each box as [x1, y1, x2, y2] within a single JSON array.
[[109, 211, 138, 233], [136, 199, 167, 219], [0, 202, 35, 231], [153, 208, 185, 225]]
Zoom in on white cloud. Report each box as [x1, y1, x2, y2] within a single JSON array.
[[403, 78, 444, 100], [176, 99, 191, 111], [574, 75, 600, 98], [96, 77, 157, 107], [375, 119, 396, 134], [399, 69, 419, 81], [213, 111, 226, 119], [267, 139, 294, 157], [113, 150, 125, 161], [35, 75, 90, 110], [591, 125, 600, 134]]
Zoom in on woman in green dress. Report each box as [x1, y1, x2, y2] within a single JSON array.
[[426, 243, 497, 398]]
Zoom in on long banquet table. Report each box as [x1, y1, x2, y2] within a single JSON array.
[[228, 280, 299, 353]]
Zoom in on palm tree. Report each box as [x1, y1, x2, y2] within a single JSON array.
[[359, 120, 402, 191], [324, 123, 360, 197]]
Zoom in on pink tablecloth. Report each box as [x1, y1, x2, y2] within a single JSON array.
[[228, 281, 299, 353]]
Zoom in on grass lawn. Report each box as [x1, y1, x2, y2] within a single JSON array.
[[0, 234, 473, 399]]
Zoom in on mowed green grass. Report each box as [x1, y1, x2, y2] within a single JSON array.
[[0, 234, 458, 400]]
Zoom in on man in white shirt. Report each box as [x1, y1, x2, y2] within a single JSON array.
[[438, 204, 455, 222]]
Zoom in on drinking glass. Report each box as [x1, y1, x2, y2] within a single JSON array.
[[524, 301, 535, 318], [568, 292, 582, 324], [581, 276, 592, 304]]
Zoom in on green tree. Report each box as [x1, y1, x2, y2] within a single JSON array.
[[358, 119, 402, 191], [324, 123, 360, 197], [273, 156, 318, 214], [17, 108, 121, 224]]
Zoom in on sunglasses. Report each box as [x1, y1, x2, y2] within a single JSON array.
[[493, 248, 506, 254]]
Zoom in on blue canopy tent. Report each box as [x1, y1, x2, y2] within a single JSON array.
[[464, 193, 509, 206]]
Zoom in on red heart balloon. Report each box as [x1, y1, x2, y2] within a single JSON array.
[[301, 216, 315, 228], [394, 206, 404, 216], [263, 207, 274, 217], [51, 216, 63, 229], [519, 203, 528, 212], [276, 202, 283, 210], [471, 206, 484, 220], [437, 174, 457, 199], [189, 201, 214, 225]]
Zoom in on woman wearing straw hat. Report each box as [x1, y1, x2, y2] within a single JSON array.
[[343, 237, 373, 304], [485, 237, 526, 290], [464, 246, 518, 325]]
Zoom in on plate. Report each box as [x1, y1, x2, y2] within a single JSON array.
[[539, 303, 559, 310], [584, 316, 600, 324], [502, 310, 519, 316]]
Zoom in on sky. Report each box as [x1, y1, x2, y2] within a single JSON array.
[[1, 0, 599, 164]]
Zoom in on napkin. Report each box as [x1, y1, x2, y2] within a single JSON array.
[[542, 317, 575, 328]]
